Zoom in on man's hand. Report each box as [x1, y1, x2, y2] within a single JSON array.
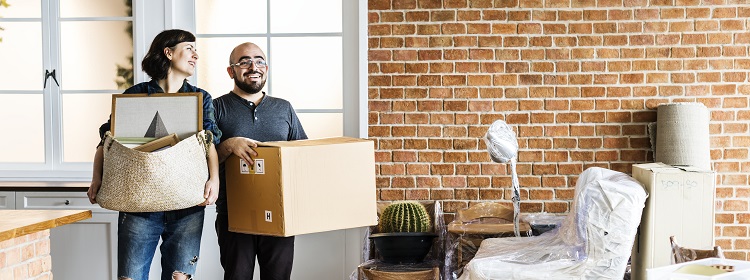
[[87, 180, 101, 204], [218, 137, 260, 164], [199, 177, 220, 206]]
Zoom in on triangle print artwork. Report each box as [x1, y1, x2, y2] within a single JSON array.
[[144, 111, 170, 138]]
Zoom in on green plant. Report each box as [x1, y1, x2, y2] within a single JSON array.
[[378, 201, 431, 233]]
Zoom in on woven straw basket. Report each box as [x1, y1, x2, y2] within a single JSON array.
[[98, 130, 212, 212]]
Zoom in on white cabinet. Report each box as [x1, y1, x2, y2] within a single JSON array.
[[0, 191, 14, 209], [15, 191, 118, 280]]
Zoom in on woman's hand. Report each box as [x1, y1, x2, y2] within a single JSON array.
[[88, 146, 105, 204], [199, 176, 220, 206], [87, 180, 101, 204]]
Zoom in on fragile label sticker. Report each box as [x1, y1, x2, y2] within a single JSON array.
[[254, 159, 265, 174], [265, 210, 272, 222], [240, 158, 264, 174], [239, 159, 250, 174]]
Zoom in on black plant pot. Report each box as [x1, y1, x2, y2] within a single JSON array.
[[370, 232, 438, 264]]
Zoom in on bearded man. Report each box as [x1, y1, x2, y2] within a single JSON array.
[[213, 42, 307, 280]]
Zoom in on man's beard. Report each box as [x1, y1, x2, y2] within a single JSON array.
[[234, 70, 266, 94]]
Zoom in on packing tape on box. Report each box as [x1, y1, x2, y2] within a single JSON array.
[[654, 102, 711, 170]]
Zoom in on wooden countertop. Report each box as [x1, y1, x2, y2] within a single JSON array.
[[0, 210, 92, 241]]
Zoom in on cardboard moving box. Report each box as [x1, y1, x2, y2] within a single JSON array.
[[630, 162, 716, 280], [226, 137, 377, 237]]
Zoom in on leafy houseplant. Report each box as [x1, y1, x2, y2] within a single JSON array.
[[370, 201, 438, 264]]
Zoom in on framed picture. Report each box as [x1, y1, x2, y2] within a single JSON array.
[[111, 93, 203, 141], [133, 133, 180, 152]]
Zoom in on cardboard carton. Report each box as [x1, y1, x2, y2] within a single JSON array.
[[226, 137, 377, 237], [631, 162, 716, 280]]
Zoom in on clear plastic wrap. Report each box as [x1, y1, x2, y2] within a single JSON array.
[[522, 212, 566, 236], [483, 120, 522, 237], [483, 120, 518, 164], [458, 167, 648, 280], [351, 201, 447, 280], [445, 202, 533, 279]]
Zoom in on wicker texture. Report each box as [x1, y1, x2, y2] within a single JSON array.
[[98, 131, 211, 212]]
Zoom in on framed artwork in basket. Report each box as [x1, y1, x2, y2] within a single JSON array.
[[111, 93, 203, 141], [133, 133, 180, 152]]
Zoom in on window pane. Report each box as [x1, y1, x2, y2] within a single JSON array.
[[60, 0, 131, 17], [270, 0, 341, 33], [297, 113, 342, 139], [196, 0, 267, 34], [0, 0, 41, 18], [61, 21, 133, 90], [0, 22, 42, 90], [62, 93, 111, 162], [270, 37, 341, 109], [0, 94, 44, 162], [197, 37, 267, 99]]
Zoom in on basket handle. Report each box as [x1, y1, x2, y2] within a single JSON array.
[[197, 130, 213, 158], [103, 131, 115, 151]]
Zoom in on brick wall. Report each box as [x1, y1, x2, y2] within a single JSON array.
[[0, 230, 53, 280], [367, 1, 750, 259]]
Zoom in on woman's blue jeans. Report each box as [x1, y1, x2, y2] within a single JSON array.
[[117, 206, 205, 280]]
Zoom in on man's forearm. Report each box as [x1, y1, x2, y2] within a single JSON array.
[[216, 141, 232, 163]]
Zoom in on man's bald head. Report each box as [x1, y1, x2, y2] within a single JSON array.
[[229, 42, 265, 65]]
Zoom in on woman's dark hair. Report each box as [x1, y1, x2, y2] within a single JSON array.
[[141, 29, 196, 80]]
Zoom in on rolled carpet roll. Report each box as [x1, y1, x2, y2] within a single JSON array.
[[655, 102, 711, 170]]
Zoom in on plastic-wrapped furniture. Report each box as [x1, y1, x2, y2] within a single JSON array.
[[670, 235, 724, 264], [446, 202, 531, 278], [458, 167, 648, 280]]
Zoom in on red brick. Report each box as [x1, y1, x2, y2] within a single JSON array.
[[405, 11, 430, 21], [380, 189, 405, 200], [369, 0, 391, 10], [416, 24, 440, 35], [442, 176, 467, 187], [417, 0, 442, 8], [517, 50, 542, 62], [405, 189, 430, 200]]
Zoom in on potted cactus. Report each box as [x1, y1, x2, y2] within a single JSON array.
[[370, 201, 438, 264]]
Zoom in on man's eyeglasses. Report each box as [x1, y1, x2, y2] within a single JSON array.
[[230, 58, 267, 69]]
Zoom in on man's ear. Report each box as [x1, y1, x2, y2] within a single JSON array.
[[227, 66, 235, 79]]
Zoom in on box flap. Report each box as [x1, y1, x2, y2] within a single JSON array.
[[676, 165, 712, 173], [634, 162, 713, 174], [258, 137, 370, 148]]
